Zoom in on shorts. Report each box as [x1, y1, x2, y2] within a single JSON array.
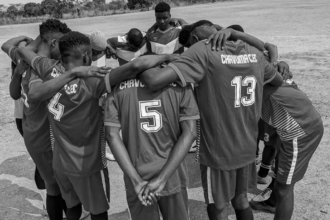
[[54, 168, 110, 214], [30, 151, 56, 185], [126, 187, 189, 220], [201, 163, 254, 210], [258, 119, 278, 146], [277, 122, 323, 185]]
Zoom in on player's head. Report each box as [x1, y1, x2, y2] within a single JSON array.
[[155, 2, 171, 31], [59, 31, 92, 67], [179, 24, 192, 48], [189, 20, 217, 46], [39, 19, 71, 60], [226, 24, 244, 33], [89, 30, 107, 61], [127, 28, 144, 51]]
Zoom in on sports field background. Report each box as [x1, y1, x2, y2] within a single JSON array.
[[0, 0, 329, 219]]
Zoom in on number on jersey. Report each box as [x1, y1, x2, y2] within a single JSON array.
[[48, 93, 64, 121], [231, 76, 257, 108], [139, 100, 163, 133]]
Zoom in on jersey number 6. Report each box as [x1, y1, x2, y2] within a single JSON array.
[[48, 93, 64, 121], [231, 75, 257, 108], [139, 100, 163, 133]]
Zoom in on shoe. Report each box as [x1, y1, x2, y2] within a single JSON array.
[[250, 200, 275, 213], [257, 175, 270, 184], [106, 152, 116, 161], [251, 188, 272, 202], [80, 209, 90, 220]]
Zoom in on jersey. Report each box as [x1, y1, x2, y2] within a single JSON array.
[[7, 47, 52, 153], [169, 41, 277, 170], [31, 56, 111, 176], [104, 78, 200, 196], [108, 33, 147, 66], [262, 79, 322, 141], [147, 26, 184, 55]]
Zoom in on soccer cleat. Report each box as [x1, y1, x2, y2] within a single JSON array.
[[106, 152, 116, 161], [80, 209, 90, 220], [251, 188, 272, 202], [257, 175, 271, 184], [250, 200, 275, 213]]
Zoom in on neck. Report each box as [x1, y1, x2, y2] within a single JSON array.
[[62, 59, 84, 72], [159, 25, 170, 32], [38, 42, 51, 58]]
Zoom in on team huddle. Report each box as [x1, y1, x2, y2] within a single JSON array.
[[2, 2, 324, 220]]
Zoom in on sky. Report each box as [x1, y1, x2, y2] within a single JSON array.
[[1, 0, 42, 5]]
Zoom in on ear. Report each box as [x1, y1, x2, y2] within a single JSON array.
[[51, 39, 57, 48], [83, 52, 92, 66]]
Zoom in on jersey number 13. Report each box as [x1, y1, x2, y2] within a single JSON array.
[[231, 76, 257, 108]]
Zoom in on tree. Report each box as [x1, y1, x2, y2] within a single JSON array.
[[24, 2, 43, 17], [127, 0, 151, 10], [7, 5, 19, 18]]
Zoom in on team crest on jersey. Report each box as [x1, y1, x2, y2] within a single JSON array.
[[64, 84, 78, 95], [51, 68, 61, 78]]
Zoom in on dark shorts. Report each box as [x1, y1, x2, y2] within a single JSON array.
[[201, 163, 254, 210], [30, 151, 56, 185], [258, 119, 278, 146], [126, 187, 189, 220], [54, 168, 110, 214], [277, 123, 323, 185]]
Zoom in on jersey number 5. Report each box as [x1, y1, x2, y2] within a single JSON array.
[[231, 76, 257, 108], [48, 93, 64, 121], [139, 100, 163, 133]]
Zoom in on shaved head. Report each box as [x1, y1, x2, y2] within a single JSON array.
[[190, 25, 217, 46]]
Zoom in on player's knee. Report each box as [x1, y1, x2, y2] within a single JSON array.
[[45, 182, 61, 196], [274, 181, 294, 199], [231, 193, 249, 210]]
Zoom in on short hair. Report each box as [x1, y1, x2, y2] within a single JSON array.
[[127, 28, 143, 48], [39, 19, 71, 40], [227, 24, 244, 33], [155, 2, 171, 13], [190, 20, 213, 33], [179, 25, 192, 46], [59, 31, 90, 59]]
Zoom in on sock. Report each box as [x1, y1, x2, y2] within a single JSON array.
[[91, 211, 108, 220], [46, 194, 63, 220], [268, 173, 276, 190], [258, 163, 272, 178], [61, 197, 67, 214], [234, 207, 254, 220], [66, 203, 82, 220], [264, 199, 276, 207]]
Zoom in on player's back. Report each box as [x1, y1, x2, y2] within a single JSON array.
[[263, 80, 322, 140], [147, 27, 184, 54], [47, 76, 106, 176], [185, 41, 275, 170], [107, 78, 199, 195]]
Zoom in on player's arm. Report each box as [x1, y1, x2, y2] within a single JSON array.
[[141, 119, 197, 198], [28, 66, 111, 103], [264, 43, 278, 64], [106, 126, 148, 204], [9, 61, 29, 100], [139, 66, 179, 90], [105, 54, 175, 88], [1, 35, 33, 54]]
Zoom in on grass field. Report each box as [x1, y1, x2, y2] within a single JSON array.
[[0, 0, 330, 219]]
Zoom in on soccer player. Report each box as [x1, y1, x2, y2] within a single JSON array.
[[250, 74, 324, 220], [107, 28, 148, 66], [139, 22, 283, 220], [105, 72, 199, 220], [146, 2, 185, 54]]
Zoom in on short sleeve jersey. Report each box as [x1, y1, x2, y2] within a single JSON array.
[[31, 56, 109, 176], [108, 33, 147, 66], [147, 26, 184, 55], [262, 80, 322, 141], [8, 47, 51, 153], [104, 78, 200, 196], [169, 41, 277, 170]]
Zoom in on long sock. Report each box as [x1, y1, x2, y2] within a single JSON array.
[[61, 197, 67, 214], [268, 173, 276, 190], [66, 203, 82, 220], [46, 194, 63, 220], [234, 207, 254, 220], [258, 163, 272, 178], [91, 211, 108, 220]]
